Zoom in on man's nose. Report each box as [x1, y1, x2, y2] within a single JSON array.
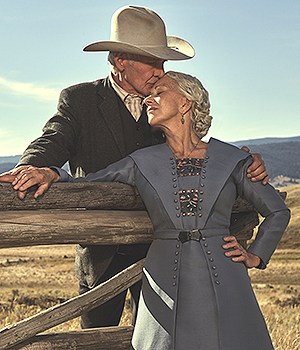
[[143, 95, 153, 106]]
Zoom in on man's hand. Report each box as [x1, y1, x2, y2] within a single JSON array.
[[222, 235, 261, 268], [241, 146, 269, 185], [0, 166, 60, 199]]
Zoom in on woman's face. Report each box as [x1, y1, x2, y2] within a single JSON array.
[[144, 75, 188, 128]]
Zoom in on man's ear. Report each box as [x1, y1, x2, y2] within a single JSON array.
[[114, 54, 126, 72]]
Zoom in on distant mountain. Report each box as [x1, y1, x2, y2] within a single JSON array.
[[1, 136, 299, 186], [232, 135, 300, 147], [0, 162, 19, 173], [0, 155, 21, 164]]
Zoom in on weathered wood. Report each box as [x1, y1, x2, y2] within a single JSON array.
[[0, 210, 257, 248], [0, 210, 152, 248], [12, 327, 133, 350], [0, 182, 144, 211], [0, 260, 143, 350], [0, 182, 267, 213]]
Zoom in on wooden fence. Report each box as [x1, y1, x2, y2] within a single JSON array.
[[0, 182, 282, 349]]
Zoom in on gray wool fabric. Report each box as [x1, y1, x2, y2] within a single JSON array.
[[56, 138, 290, 350]]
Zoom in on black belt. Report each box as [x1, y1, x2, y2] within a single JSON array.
[[153, 228, 229, 242], [178, 229, 202, 243]]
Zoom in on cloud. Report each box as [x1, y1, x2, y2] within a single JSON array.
[[0, 76, 59, 101]]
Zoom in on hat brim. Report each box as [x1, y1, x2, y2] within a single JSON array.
[[83, 36, 194, 61]]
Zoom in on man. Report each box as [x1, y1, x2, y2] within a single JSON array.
[[4, 5, 268, 328]]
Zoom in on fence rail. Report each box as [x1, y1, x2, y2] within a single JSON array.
[[0, 182, 285, 349]]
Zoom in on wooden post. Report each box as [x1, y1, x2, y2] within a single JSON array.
[[0, 260, 143, 350]]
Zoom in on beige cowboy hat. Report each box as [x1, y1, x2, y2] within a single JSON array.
[[83, 5, 195, 60]]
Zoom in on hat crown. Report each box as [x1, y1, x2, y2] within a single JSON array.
[[83, 5, 195, 61], [111, 6, 167, 47]]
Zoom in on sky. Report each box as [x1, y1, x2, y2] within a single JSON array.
[[0, 0, 299, 156]]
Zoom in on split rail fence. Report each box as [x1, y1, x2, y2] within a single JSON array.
[[0, 182, 283, 349]]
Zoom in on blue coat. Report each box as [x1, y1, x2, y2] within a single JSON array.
[[57, 138, 290, 350]]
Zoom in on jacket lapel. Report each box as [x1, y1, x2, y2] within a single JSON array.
[[95, 78, 127, 157], [131, 139, 250, 230], [130, 143, 183, 227], [197, 138, 250, 228]]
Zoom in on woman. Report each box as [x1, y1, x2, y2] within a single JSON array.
[[0, 71, 290, 350]]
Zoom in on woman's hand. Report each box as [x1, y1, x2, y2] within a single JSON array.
[[222, 235, 261, 268], [0, 165, 60, 199]]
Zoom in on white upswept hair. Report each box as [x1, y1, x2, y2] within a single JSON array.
[[165, 71, 213, 139]]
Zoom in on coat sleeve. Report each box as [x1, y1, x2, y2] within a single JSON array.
[[17, 88, 79, 168], [53, 156, 136, 186], [233, 157, 290, 268]]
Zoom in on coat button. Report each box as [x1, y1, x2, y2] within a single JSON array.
[[174, 259, 178, 264], [206, 250, 212, 255], [176, 213, 180, 217], [209, 257, 214, 262], [198, 213, 202, 217], [204, 243, 208, 247], [215, 280, 220, 285], [173, 282, 176, 286], [211, 265, 217, 270], [173, 184, 177, 188], [175, 251, 179, 255]]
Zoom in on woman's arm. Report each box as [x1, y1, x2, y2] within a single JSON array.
[[0, 157, 136, 199], [231, 157, 290, 268]]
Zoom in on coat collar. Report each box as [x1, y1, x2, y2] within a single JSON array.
[[130, 138, 250, 229]]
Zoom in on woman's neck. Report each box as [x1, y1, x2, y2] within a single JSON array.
[[165, 129, 207, 159]]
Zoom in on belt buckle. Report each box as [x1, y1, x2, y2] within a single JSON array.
[[178, 229, 202, 243]]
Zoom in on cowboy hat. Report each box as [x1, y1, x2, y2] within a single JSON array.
[[83, 5, 195, 60]]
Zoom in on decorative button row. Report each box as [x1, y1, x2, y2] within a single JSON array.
[[202, 235, 220, 285], [173, 242, 181, 287]]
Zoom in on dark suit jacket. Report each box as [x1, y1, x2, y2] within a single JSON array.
[[19, 77, 161, 175], [18, 77, 164, 287]]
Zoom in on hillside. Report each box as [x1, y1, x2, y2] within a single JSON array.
[[244, 141, 300, 180], [233, 135, 300, 147], [278, 184, 300, 249], [1, 136, 299, 185]]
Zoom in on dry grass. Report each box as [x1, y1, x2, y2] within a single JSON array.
[[0, 185, 299, 348]]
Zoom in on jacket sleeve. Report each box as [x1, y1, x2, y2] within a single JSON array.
[[53, 156, 136, 186], [233, 157, 290, 268], [17, 88, 79, 168]]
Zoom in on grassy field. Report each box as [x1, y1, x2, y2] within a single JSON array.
[[0, 184, 299, 349]]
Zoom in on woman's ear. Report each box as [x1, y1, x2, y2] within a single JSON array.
[[180, 98, 193, 115]]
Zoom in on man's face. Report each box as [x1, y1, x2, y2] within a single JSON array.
[[116, 55, 165, 97]]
